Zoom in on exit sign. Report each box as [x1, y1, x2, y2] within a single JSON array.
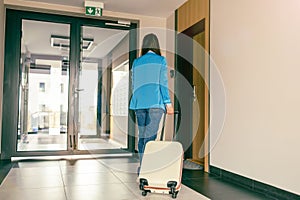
[[85, 6, 102, 16]]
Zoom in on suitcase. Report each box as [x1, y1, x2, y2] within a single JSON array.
[[138, 112, 183, 199]]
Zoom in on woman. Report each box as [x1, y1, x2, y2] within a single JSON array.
[[129, 33, 174, 167]]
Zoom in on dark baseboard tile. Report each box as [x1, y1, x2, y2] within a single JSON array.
[[254, 181, 300, 200], [0, 159, 14, 185], [209, 165, 300, 200]]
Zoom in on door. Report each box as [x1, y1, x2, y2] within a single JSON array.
[[17, 19, 70, 152], [192, 31, 206, 165], [175, 19, 207, 168], [1, 9, 137, 158], [76, 25, 130, 151]]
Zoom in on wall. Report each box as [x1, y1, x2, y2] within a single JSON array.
[[110, 34, 129, 147], [210, 0, 300, 195], [177, 0, 208, 33], [163, 12, 175, 141], [0, 0, 5, 154]]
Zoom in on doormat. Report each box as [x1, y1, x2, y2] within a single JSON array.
[[183, 159, 204, 170]]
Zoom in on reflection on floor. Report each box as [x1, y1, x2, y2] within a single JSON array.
[[0, 157, 210, 200], [79, 138, 126, 150]]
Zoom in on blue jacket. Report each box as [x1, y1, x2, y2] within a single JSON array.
[[129, 51, 171, 111]]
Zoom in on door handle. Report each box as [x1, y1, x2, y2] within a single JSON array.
[[193, 85, 196, 101], [69, 135, 73, 148], [75, 88, 84, 92], [73, 135, 76, 149]]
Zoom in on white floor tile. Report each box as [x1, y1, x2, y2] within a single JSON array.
[[65, 184, 137, 200], [0, 187, 66, 200], [60, 164, 110, 175], [97, 159, 140, 173], [62, 172, 122, 186], [1, 174, 64, 189], [7, 166, 61, 177], [111, 171, 138, 183]]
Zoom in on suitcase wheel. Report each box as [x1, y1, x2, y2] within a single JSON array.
[[168, 181, 179, 199], [142, 190, 148, 196], [139, 178, 150, 196], [171, 191, 178, 199], [139, 178, 148, 190]]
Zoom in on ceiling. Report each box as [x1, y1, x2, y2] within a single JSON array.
[[20, 0, 188, 66], [22, 19, 129, 60], [23, 0, 187, 18]]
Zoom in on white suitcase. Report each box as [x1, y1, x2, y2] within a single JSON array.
[[138, 112, 183, 199]]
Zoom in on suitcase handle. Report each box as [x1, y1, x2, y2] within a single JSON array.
[[160, 111, 180, 141]]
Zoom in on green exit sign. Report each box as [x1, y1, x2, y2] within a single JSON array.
[[85, 6, 102, 16]]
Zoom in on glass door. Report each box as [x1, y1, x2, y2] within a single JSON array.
[[17, 19, 70, 151], [2, 9, 137, 158], [76, 26, 130, 151]]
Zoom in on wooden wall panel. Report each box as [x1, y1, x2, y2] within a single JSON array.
[[178, 0, 207, 33]]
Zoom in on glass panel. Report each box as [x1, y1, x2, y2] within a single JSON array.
[[78, 26, 129, 150], [17, 20, 70, 151]]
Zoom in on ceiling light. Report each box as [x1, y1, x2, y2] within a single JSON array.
[[50, 35, 94, 50]]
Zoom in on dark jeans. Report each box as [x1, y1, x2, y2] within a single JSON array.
[[135, 108, 164, 164]]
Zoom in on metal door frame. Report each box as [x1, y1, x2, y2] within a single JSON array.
[[1, 8, 137, 159]]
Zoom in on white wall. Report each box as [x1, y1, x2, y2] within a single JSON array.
[[210, 0, 300, 195], [164, 13, 175, 141], [0, 0, 5, 154]]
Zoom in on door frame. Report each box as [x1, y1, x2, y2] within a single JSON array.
[[1, 9, 137, 159], [175, 17, 210, 172]]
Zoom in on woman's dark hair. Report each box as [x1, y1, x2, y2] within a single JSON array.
[[141, 33, 161, 56]]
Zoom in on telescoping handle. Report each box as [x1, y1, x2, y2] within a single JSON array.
[[160, 111, 180, 141]]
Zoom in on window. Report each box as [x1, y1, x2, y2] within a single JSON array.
[[39, 82, 45, 92], [39, 104, 46, 112], [60, 83, 64, 93]]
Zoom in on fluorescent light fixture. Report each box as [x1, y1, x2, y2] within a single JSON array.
[[105, 22, 130, 27], [104, 20, 131, 27], [118, 20, 131, 25], [50, 35, 94, 50]]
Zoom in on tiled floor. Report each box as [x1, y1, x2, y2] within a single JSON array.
[[0, 157, 209, 200], [0, 156, 284, 200]]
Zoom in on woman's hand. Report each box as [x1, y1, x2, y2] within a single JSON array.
[[166, 104, 174, 114]]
